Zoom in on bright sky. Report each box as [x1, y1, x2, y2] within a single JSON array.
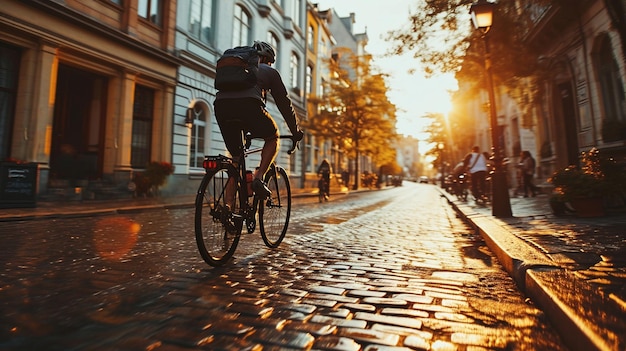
[[314, 0, 458, 146]]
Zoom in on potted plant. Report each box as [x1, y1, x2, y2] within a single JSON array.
[[548, 148, 625, 217], [132, 161, 175, 197]]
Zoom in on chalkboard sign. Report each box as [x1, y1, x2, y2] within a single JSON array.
[[0, 162, 38, 208]]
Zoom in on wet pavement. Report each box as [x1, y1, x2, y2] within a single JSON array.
[[441, 190, 626, 351], [0, 183, 624, 350], [1, 184, 567, 350]]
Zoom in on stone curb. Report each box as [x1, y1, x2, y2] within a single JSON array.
[[526, 269, 624, 351], [440, 190, 623, 351]]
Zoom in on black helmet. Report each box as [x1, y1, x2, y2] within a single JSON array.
[[253, 41, 276, 63]]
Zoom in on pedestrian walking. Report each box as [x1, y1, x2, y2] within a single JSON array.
[[519, 150, 539, 197], [463, 146, 488, 201], [317, 159, 332, 200]]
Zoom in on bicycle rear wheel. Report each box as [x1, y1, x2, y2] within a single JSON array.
[[259, 166, 291, 248], [195, 164, 242, 266]]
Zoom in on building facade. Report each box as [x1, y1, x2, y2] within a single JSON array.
[[1, 0, 382, 201], [1, 0, 178, 199], [460, 0, 626, 189], [526, 0, 626, 179], [168, 0, 308, 196]]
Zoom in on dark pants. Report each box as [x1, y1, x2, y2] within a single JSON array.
[[470, 170, 487, 199], [319, 173, 330, 195], [523, 173, 538, 196], [214, 98, 278, 157]]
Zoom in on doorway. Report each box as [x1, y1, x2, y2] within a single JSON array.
[[50, 64, 107, 183]]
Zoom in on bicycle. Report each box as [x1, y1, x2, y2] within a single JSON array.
[[455, 172, 469, 201], [194, 132, 299, 267]]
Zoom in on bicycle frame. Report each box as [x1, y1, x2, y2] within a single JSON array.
[[195, 132, 299, 266], [202, 133, 297, 231]]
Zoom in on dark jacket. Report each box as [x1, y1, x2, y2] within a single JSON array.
[[216, 63, 298, 132]]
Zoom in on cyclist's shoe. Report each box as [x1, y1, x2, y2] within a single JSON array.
[[220, 205, 238, 235], [252, 178, 271, 199]]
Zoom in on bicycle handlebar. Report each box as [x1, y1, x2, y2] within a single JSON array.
[[283, 135, 300, 155]]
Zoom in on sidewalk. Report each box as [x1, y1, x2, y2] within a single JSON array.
[[1, 185, 624, 350], [0, 186, 340, 222], [440, 190, 626, 351]]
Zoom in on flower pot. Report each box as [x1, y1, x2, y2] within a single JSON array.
[[570, 197, 605, 217], [549, 198, 567, 216]]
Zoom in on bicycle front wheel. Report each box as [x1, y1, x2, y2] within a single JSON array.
[[195, 164, 242, 266], [259, 166, 291, 248]]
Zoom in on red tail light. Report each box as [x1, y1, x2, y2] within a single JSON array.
[[203, 159, 218, 169]]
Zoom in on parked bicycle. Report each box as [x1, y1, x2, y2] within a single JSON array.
[[194, 132, 299, 267]]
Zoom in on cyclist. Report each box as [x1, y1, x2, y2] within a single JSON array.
[[214, 41, 304, 202], [317, 159, 331, 200]]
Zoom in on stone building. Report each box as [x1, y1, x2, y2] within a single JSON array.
[[168, 0, 308, 196], [0, 0, 311, 199], [460, 0, 626, 189], [1, 0, 178, 199], [526, 0, 626, 178]]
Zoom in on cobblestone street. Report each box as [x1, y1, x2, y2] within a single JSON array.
[[0, 183, 567, 350]]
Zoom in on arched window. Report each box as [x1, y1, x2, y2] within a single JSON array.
[[307, 25, 315, 51], [267, 32, 279, 65], [290, 52, 299, 90], [595, 35, 626, 142], [233, 5, 251, 47], [189, 100, 209, 169]]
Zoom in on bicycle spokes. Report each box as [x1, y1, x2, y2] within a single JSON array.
[[195, 166, 241, 266]]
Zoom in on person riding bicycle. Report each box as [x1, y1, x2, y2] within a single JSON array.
[[317, 159, 331, 200], [214, 41, 304, 201]]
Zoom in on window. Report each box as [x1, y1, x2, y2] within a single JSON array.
[[291, 0, 302, 28], [131, 85, 154, 168], [189, 102, 207, 169], [267, 32, 279, 64], [307, 25, 315, 51], [189, 0, 214, 44], [233, 5, 251, 47], [319, 37, 328, 58], [138, 0, 162, 25], [596, 35, 626, 141], [290, 52, 299, 90], [0, 43, 20, 160], [306, 64, 313, 94]]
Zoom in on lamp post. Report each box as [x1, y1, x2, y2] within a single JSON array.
[[470, 0, 512, 217], [438, 143, 445, 189]]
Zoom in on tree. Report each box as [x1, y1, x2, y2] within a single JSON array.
[[422, 112, 447, 171], [304, 52, 397, 190], [385, 0, 580, 101]]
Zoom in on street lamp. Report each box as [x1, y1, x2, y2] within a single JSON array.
[[438, 143, 445, 189], [470, 0, 512, 217]]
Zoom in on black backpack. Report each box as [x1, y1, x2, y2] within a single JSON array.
[[215, 46, 259, 91]]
